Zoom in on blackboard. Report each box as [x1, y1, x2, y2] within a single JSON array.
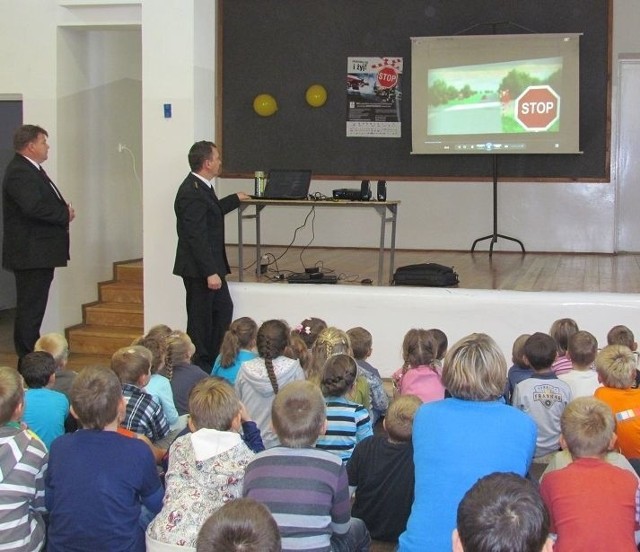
[[219, 0, 611, 181]]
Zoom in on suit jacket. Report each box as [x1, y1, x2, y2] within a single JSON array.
[[173, 173, 240, 279], [2, 154, 70, 270]]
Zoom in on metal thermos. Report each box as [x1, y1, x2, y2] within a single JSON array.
[[254, 171, 266, 197]]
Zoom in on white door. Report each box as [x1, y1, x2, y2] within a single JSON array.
[[616, 56, 640, 252]]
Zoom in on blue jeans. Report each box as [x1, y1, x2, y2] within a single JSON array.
[[331, 517, 371, 552]]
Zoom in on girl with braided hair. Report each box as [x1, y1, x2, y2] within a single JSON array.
[[235, 319, 304, 448], [163, 330, 208, 416], [315, 353, 373, 462], [308, 327, 372, 412]]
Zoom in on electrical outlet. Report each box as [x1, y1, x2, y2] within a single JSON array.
[[117, 143, 125, 153]]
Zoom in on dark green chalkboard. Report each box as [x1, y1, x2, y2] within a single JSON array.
[[219, 0, 611, 181]]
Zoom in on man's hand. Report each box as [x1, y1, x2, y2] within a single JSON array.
[[207, 273, 222, 290], [237, 192, 251, 201], [68, 203, 76, 222]]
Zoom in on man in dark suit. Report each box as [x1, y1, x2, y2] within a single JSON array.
[[2, 124, 75, 358], [173, 141, 249, 372]]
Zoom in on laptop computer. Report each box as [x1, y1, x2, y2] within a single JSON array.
[[252, 169, 312, 200]]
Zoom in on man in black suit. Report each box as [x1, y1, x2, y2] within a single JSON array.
[[2, 124, 75, 358], [173, 141, 249, 372]]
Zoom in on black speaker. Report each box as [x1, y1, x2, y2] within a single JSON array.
[[360, 180, 371, 201], [377, 180, 387, 201]]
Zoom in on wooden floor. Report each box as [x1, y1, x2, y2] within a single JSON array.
[[226, 246, 640, 293]]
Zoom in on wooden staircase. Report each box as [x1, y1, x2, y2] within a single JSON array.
[[66, 260, 144, 365]]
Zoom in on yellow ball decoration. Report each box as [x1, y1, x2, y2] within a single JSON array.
[[305, 84, 328, 107], [253, 94, 278, 117]]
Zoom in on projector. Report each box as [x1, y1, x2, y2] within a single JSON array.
[[332, 188, 369, 201]]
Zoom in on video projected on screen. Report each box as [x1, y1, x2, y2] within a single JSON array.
[[411, 34, 581, 155]]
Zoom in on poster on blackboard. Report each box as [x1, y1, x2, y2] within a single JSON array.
[[346, 57, 403, 138]]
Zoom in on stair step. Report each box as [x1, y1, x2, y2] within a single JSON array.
[[67, 325, 143, 356], [114, 260, 143, 284], [84, 302, 143, 327], [99, 281, 143, 304]]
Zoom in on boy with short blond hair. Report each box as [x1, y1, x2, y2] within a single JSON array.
[[243, 380, 370, 552], [558, 330, 600, 398], [594, 344, 640, 458], [34, 332, 76, 398], [0, 366, 48, 552], [111, 345, 169, 442], [45, 366, 164, 551], [347, 394, 422, 542], [540, 397, 640, 551], [146, 378, 259, 550]]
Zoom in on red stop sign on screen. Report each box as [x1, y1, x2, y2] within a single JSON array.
[[515, 85, 560, 131], [377, 67, 398, 89]]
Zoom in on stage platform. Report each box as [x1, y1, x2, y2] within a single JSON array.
[[226, 248, 640, 377]]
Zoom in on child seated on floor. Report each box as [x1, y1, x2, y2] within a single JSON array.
[[196, 498, 281, 552], [0, 366, 48, 552], [558, 330, 600, 398], [235, 319, 304, 449], [608, 324, 638, 351], [549, 318, 579, 376], [430, 328, 448, 372], [293, 317, 327, 351], [347, 394, 422, 543], [18, 351, 69, 450], [507, 334, 532, 404], [146, 378, 260, 551], [243, 380, 371, 552], [454, 472, 553, 552], [512, 332, 572, 461], [315, 353, 373, 462], [308, 327, 371, 411], [392, 328, 446, 403], [34, 332, 75, 398], [45, 366, 164, 551], [134, 333, 180, 429], [594, 344, 640, 459], [347, 326, 389, 426], [607, 325, 640, 387], [111, 345, 170, 444], [540, 397, 640, 552], [211, 316, 258, 385], [163, 330, 208, 416]]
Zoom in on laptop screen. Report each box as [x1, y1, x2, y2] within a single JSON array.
[[264, 169, 312, 199]]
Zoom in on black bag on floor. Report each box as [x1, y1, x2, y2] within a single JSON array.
[[392, 262, 459, 287]]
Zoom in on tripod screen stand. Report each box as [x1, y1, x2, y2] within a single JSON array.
[[471, 155, 526, 256]]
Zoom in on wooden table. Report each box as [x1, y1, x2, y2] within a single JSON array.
[[236, 199, 400, 285]]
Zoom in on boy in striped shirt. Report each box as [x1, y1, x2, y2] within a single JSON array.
[[0, 366, 48, 552], [242, 380, 370, 552]]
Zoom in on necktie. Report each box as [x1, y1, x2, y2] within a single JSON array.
[[39, 166, 64, 201]]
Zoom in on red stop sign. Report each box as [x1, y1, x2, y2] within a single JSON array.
[[377, 66, 398, 89], [515, 85, 560, 131]]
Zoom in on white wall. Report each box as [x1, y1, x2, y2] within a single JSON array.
[[0, 1, 142, 333], [141, 0, 217, 332]]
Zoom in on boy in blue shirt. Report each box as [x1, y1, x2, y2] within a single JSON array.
[[18, 351, 69, 449], [45, 366, 164, 552]]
